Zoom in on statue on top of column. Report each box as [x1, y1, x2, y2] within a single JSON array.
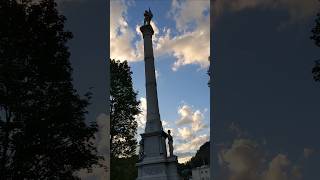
[[144, 8, 153, 25]]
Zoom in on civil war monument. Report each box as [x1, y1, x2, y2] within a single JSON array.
[[135, 9, 180, 180]]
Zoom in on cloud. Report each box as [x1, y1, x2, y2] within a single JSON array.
[[155, 69, 160, 79], [169, 0, 210, 32], [303, 148, 315, 159], [135, 100, 209, 163], [218, 138, 304, 180], [220, 139, 263, 180], [110, 0, 210, 70], [263, 154, 291, 180], [176, 105, 194, 125], [172, 103, 209, 162], [110, 0, 317, 69], [110, 0, 142, 62], [135, 97, 147, 135], [175, 134, 209, 154], [176, 104, 207, 133], [178, 155, 193, 164], [156, 0, 210, 71], [76, 113, 110, 179], [178, 127, 193, 140]]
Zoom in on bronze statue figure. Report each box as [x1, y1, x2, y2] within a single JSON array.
[[144, 8, 153, 25], [167, 130, 173, 157]]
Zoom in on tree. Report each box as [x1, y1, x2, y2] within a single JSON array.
[[110, 59, 140, 180], [0, 0, 99, 178], [110, 59, 140, 158], [311, 7, 320, 81]]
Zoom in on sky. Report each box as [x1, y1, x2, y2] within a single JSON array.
[[110, 0, 211, 164], [212, 0, 320, 180], [54, 0, 320, 179], [56, 0, 109, 179]]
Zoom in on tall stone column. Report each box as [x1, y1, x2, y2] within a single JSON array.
[[136, 9, 180, 180], [140, 24, 162, 133]]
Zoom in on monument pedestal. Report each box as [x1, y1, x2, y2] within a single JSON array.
[[136, 155, 180, 180], [136, 131, 180, 180]]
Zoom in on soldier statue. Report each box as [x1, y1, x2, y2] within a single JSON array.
[[144, 8, 153, 25], [167, 130, 174, 157]]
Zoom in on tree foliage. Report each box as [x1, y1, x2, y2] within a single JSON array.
[[0, 0, 99, 178], [111, 155, 138, 180], [311, 9, 320, 81], [110, 59, 140, 158]]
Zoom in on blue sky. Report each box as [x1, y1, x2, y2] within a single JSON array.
[[110, 0, 210, 163], [58, 0, 320, 179]]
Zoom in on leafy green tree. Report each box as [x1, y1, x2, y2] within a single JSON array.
[[110, 59, 140, 180], [111, 155, 138, 180], [110, 59, 140, 158], [311, 8, 320, 81], [0, 0, 99, 178]]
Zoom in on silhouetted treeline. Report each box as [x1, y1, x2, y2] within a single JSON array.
[[0, 0, 99, 178], [311, 4, 320, 81]]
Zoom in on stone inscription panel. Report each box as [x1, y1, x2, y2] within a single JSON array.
[[143, 165, 163, 175]]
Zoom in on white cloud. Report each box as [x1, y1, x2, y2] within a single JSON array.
[[178, 155, 193, 164], [110, 0, 142, 62], [173, 103, 209, 162], [219, 138, 304, 180], [169, 0, 210, 32], [135, 97, 147, 135], [155, 69, 160, 79], [135, 99, 209, 163], [76, 113, 110, 180], [176, 104, 207, 133], [110, 0, 210, 70], [156, 0, 210, 71], [175, 134, 209, 154], [178, 127, 193, 140], [176, 105, 193, 125]]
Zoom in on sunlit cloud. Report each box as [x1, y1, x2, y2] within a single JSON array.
[[136, 97, 147, 135], [110, 0, 210, 70], [176, 104, 207, 133], [76, 113, 109, 179], [219, 137, 307, 180], [110, 0, 142, 62]]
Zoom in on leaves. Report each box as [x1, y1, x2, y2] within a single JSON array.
[[0, 0, 99, 178], [110, 59, 140, 158], [311, 9, 320, 81]]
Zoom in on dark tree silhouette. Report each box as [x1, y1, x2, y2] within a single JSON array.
[[0, 0, 99, 178], [311, 8, 320, 81], [110, 59, 140, 158], [110, 59, 140, 180]]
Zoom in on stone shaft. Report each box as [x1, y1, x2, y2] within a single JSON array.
[[140, 25, 162, 133]]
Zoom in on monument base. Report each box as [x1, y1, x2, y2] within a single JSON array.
[[136, 156, 180, 180]]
